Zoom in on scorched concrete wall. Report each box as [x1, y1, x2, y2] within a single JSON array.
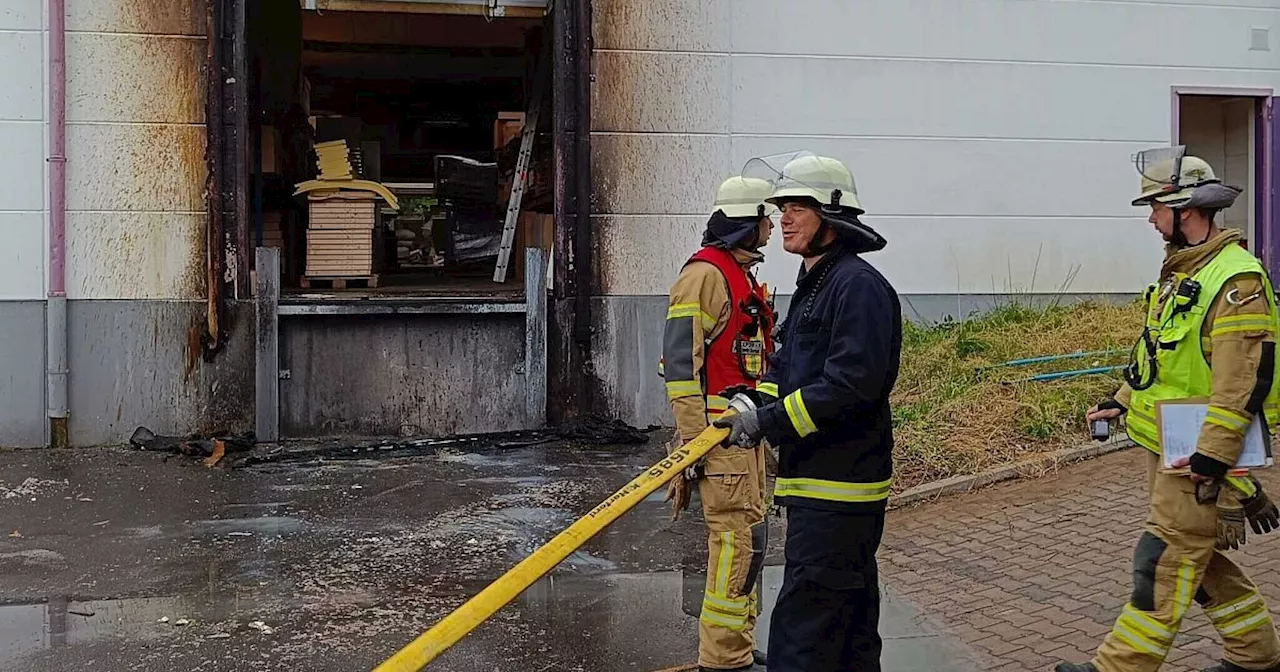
[[0, 0, 253, 448]]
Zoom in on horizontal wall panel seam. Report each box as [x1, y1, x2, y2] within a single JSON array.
[[592, 213, 1147, 220], [595, 48, 1280, 73], [67, 121, 205, 128], [66, 31, 203, 40], [591, 131, 1169, 144]]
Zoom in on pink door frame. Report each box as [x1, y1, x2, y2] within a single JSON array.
[[1171, 86, 1276, 275]]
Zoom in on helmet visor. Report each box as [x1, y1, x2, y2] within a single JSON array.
[[743, 150, 864, 214], [741, 151, 815, 184], [1133, 146, 1185, 185]]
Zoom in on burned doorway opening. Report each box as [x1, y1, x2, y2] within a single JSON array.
[[210, 0, 596, 436]]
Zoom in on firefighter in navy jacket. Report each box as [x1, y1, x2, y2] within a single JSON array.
[[714, 152, 903, 672]]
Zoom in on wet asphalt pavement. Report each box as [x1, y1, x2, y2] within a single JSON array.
[[0, 437, 981, 671]]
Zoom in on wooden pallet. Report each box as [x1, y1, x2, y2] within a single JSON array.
[[300, 274, 379, 290]]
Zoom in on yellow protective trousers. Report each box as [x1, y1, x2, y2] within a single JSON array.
[[696, 443, 767, 670], [1092, 451, 1280, 672]]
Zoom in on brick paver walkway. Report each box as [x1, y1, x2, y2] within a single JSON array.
[[881, 448, 1280, 672]]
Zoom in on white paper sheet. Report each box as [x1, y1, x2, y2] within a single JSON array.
[[1157, 401, 1273, 469]]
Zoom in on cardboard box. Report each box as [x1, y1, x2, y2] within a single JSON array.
[[520, 212, 554, 250], [494, 112, 525, 150], [261, 125, 280, 174]]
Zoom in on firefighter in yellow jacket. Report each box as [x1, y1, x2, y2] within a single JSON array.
[[1057, 148, 1280, 672], [661, 176, 777, 672]]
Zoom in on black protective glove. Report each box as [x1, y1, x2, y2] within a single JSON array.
[[718, 385, 769, 408], [1243, 478, 1280, 535], [712, 393, 765, 448], [1096, 397, 1127, 414], [1190, 452, 1231, 479]]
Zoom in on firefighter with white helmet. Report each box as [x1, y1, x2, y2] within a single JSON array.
[[1056, 148, 1280, 672], [713, 152, 902, 672], [660, 175, 777, 671]]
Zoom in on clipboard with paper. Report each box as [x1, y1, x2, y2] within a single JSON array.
[[1156, 398, 1275, 472]]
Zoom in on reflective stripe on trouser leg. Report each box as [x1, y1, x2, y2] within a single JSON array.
[[1094, 532, 1195, 670], [699, 527, 758, 669], [1094, 457, 1226, 672], [1199, 550, 1280, 669], [697, 448, 764, 670]]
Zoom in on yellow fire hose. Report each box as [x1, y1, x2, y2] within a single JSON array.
[[372, 425, 731, 672]]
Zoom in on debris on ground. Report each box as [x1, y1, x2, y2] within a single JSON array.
[[553, 415, 655, 446], [248, 621, 275, 635], [1, 477, 68, 500], [225, 417, 659, 469], [129, 427, 255, 468]]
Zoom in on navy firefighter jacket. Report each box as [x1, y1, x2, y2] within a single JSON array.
[[756, 245, 903, 513]]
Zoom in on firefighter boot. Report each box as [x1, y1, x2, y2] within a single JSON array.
[[1054, 663, 1098, 672], [1201, 662, 1280, 672]]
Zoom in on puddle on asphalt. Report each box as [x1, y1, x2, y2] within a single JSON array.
[[186, 516, 306, 536], [0, 564, 971, 671], [0, 592, 267, 668]]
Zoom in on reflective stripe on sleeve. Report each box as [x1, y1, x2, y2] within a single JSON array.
[[782, 390, 817, 437], [1205, 405, 1252, 434], [666, 380, 702, 400], [1209, 314, 1274, 338]]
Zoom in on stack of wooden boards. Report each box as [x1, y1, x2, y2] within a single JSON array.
[[293, 140, 400, 289], [302, 192, 378, 288]]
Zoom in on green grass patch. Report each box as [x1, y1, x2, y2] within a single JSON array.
[[891, 298, 1145, 491]]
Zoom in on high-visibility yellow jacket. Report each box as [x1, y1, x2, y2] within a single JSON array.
[[1122, 229, 1278, 488]]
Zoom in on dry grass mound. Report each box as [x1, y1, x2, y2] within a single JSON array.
[[892, 299, 1146, 491]]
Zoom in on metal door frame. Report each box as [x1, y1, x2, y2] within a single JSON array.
[[1171, 86, 1276, 276]]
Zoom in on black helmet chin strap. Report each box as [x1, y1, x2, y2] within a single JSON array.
[[803, 189, 844, 258], [804, 219, 836, 257], [1170, 206, 1190, 248]]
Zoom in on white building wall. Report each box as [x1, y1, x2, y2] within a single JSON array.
[[593, 0, 1280, 300], [0, 1, 47, 301], [590, 0, 1280, 426]]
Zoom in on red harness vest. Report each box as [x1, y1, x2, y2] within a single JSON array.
[[687, 247, 776, 420]]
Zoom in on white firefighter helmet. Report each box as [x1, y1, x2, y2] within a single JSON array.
[[745, 151, 865, 214], [712, 175, 778, 219], [741, 151, 884, 254], [1131, 147, 1223, 207]]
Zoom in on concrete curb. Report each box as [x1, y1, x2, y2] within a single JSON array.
[[888, 436, 1137, 510]]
